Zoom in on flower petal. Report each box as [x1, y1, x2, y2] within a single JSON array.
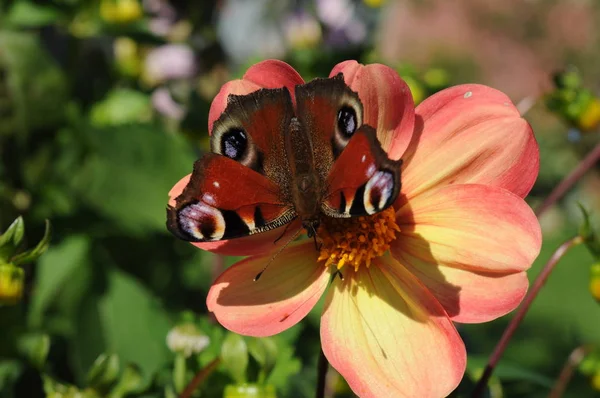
[[330, 60, 415, 160], [207, 241, 329, 336], [321, 256, 466, 398], [208, 60, 304, 131], [398, 251, 529, 323], [243, 59, 305, 93], [402, 84, 539, 199], [168, 174, 302, 256], [395, 184, 541, 273], [392, 184, 540, 322]]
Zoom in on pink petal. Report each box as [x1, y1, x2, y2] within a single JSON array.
[[399, 252, 529, 323], [321, 257, 466, 398], [208, 60, 304, 132], [207, 242, 330, 337], [243, 59, 304, 93], [168, 174, 302, 256], [392, 184, 541, 322], [402, 84, 539, 199], [330, 60, 415, 160]]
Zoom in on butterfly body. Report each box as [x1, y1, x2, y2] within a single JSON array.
[[167, 74, 402, 244]]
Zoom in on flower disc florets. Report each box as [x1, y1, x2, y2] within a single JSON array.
[[317, 207, 400, 271]]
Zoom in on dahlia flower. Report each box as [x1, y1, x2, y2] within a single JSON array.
[[168, 60, 541, 397]]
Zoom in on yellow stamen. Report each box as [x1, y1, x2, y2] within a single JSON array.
[[317, 207, 400, 272]]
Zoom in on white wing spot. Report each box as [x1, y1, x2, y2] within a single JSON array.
[[363, 171, 394, 215], [361, 154, 366, 163], [464, 91, 473, 99], [213, 181, 220, 188]]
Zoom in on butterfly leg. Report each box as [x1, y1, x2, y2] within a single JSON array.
[[306, 224, 322, 251]]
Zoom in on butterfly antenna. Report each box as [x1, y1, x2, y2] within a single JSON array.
[[254, 228, 302, 281], [273, 220, 294, 244]]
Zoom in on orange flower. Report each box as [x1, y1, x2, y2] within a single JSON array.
[[169, 60, 541, 397]]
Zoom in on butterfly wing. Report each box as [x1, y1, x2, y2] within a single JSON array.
[[167, 154, 296, 242], [168, 86, 301, 242], [210, 86, 295, 197], [321, 125, 402, 217], [294, 74, 364, 185]]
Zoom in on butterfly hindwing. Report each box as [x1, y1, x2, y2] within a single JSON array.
[[167, 154, 296, 242], [321, 125, 402, 218]]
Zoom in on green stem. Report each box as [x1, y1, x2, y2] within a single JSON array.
[[472, 236, 584, 397], [548, 345, 594, 398], [180, 357, 221, 398], [316, 348, 328, 398]]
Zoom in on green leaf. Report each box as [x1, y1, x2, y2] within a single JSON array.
[[89, 89, 151, 127], [28, 235, 89, 327], [70, 124, 196, 235], [110, 364, 143, 398], [265, 344, 301, 394], [6, 1, 63, 27], [0, 31, 68, 136], [247, 337, 277, 382], [16, 332, 50, 369], [221, 333, 249, 384], [0, 216, 25, 263], [11, 219, 51, 265], [74, 268, 172, 387], [578, 204, 600, 260], [87, 353, 121, 391], [0, 360, 23, 395]]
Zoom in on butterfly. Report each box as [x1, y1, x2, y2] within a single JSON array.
[[166, 74, 402, 247]]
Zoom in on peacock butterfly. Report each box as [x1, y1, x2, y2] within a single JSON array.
[[166, 74, 402, 246]]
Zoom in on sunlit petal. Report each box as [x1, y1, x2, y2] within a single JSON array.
[[392, 184, 540, 322], [321, 256, 466, 398], [395, 184, 541, 273], [402, 84, 539, 198], [398, 251, 529, 323], [330, 60, 415, 160], [207, 242, 330, 336]]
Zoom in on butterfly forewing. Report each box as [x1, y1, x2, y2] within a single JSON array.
[[211, 87, 295, 195], [295, 74, 364, 185]]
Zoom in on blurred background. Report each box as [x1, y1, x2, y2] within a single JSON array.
[[1, 0, 600, 397]]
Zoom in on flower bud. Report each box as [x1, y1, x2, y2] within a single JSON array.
[[166, 323, 210, 357], [0, 264, 24, 305], [590, 263, 600, 303], [100, 0, 143, 24], [592, 371, 600, 391], [223, 384, 276, 398]]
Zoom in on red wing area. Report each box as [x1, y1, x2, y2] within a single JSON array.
[[322, 126, 402, 217], [211, 87, 294, 189], [167, 154, 296, 242]]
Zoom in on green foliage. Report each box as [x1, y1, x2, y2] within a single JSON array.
[[221, 333, 249, 384]]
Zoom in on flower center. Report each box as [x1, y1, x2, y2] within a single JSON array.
[[317, 207, 400, 271]]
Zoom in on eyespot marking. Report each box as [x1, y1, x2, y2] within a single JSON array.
[[337, 106, 358, 138], [221, 128, 248, 160], [178, 202, 226, 241], [363, 170, 395, 215]]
